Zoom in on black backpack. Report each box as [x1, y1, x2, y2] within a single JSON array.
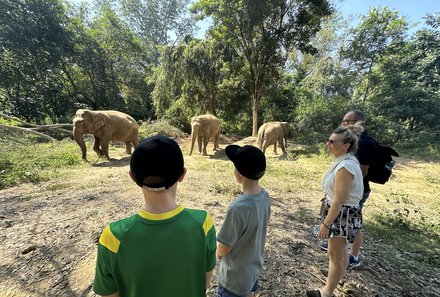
[[367, 141, 399, 184]]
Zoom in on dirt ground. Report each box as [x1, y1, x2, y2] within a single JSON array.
[[1, 138, 439, 297]]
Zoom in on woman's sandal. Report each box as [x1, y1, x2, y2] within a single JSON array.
[[305, 290, 321, 297]]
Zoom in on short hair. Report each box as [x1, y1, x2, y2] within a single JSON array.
[[348, 110, 366, 122], [333, 124, 364, 153]]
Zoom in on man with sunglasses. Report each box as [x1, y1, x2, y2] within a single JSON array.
[[319, 110, 377, 269]]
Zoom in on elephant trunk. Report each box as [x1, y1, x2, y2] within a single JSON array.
[[189, 126, 197, 155], [73, 124, 87, 160]]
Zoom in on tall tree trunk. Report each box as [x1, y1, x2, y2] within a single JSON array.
[[251, 72, 262, 137], [252, 94, 259, 137]]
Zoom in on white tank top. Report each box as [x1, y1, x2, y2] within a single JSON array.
[[322, 153, 364, 206]]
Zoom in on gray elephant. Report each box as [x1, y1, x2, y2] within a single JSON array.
[[189, 114, 221, 156], [257, 121, 289, 154], [73, 109, 140, 160]]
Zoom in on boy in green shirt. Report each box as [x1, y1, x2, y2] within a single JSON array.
[[217, 145, 271, 297], [93, 135, 217, 297]]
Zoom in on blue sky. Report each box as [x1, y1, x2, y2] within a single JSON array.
[[337, 0, 440, 28], [70, 0, 440, 35]]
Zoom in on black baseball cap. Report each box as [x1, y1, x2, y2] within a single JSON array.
[[225, 145, 266, 180], [130, 135, 184, 190]]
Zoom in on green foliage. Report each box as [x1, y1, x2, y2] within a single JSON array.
[[138, 119, 187, 139], [0, 0, 75, 122], [120, 0, 195, 64], [192, 0, 334, 135], [292, 91, 350, 144], [1, 0, 439, 154], [0, 117, 22, 126], [0, 141, 82, 189]]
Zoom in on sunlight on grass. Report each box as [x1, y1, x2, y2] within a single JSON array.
[[1, 121, 439, 276]]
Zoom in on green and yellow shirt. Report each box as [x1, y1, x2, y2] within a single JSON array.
[[93, 205, 216, 297]]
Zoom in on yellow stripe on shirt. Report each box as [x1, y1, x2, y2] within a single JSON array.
[[99, 226, 120, 253], [203, 213, 214, 236], [138, 205, 184, 220]]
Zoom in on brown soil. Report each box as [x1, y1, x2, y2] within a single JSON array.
[[1, 137, 439, 297]]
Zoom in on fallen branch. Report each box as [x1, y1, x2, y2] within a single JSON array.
[[29, 124, 73, 131], [0, 124, 57, 141]]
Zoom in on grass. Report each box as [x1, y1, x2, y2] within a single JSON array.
[[0, 139, 84, 189], [1, 121, 439, 275]]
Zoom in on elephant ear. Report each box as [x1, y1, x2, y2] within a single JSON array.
[[94, 114, 106, 129], [73, 118, 84, 128]]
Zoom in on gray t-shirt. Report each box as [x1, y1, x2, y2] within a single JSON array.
[[217, 188, 271, 296]]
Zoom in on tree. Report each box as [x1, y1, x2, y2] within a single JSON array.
[[192, 0, 333, 136], [119, 0, 195, 64], [0, 0, 75, 122], [180, 39, 223, 116], [342, 7, 408, 103], [366, 13, 440, 144]]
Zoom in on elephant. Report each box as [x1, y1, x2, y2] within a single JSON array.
[[257, 121, 289, 154], [189, 114, 221, 156], [73, 109, 140, 161]]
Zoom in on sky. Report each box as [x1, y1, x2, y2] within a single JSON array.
[[70, 0, 440, 35], [337, 0, 440, 29]]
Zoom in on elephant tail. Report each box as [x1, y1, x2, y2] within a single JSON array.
[[137, 120, 143, 126]]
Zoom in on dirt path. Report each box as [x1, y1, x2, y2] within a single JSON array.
[[1, 144, 439, 297]]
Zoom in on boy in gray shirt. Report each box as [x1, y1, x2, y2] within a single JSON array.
[[217, 145, 271, 297]]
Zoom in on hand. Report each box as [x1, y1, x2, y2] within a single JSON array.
[[318, 223, 331, 240]]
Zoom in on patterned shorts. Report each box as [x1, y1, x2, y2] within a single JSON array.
[[325, 200, 362, 243]]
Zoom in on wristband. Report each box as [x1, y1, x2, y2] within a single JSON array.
[[322, 222, 331, 230]]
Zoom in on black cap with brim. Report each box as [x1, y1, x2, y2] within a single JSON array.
[[130, 135, 184, 190], [225, 145, 266, 180]]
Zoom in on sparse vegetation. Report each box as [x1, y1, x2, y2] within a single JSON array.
[[0, 121, 439, 296]]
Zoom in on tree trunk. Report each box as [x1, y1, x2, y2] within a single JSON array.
[[252, 95, 259, 137]]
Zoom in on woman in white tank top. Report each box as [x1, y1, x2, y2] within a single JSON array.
[[306, 124, 364, 297]]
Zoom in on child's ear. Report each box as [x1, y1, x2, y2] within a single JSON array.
[[178, 167, 187, 182]]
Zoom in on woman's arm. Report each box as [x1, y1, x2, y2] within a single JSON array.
[[318, 167, 353, 239]]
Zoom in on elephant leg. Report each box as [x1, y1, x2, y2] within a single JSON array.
[[279, 138, 287, 154], [213, 134, 220, 151], [93, 137, 103, 157], [273, 142, 278, 155], [101, 140, 110, 160], [132, 135, 139, 149], [198, 136, 203, 154], [262, 141, 268, 153], [125, 141, 132, 154], [202, 137, 209, 156]]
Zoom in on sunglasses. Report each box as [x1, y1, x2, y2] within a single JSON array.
[[326, 139, 345, 144], [342, 119, 357, 125]]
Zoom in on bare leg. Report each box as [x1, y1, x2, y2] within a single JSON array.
[[320, 237, 348, 297], [350, 230, 363, 256]]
